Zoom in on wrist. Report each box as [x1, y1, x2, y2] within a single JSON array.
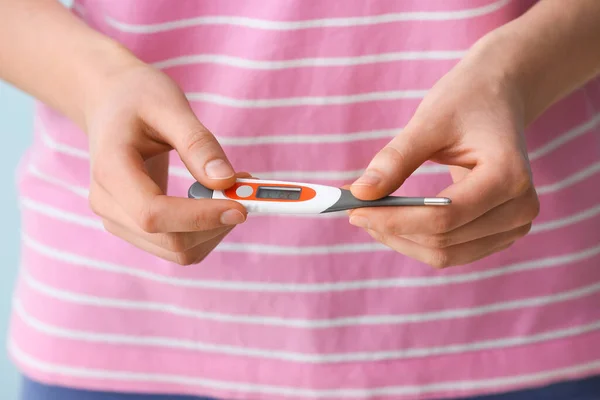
[[0, 0, 146, 130], [455, 31, 528, 130], [74, 38, 145, 130], [466, 1, 600, 126], [463, 29, 538, 125]]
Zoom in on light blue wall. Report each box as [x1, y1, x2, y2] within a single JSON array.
[[0, 83, 33, 398], [1, 2, 72, 398]]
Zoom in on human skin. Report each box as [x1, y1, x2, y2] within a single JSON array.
[[0, 0, 249, 265], [349, 0, 600, 268], [1, 0, 599, 267]]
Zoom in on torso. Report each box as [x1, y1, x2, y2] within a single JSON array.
[[10, 1, 600, 399]]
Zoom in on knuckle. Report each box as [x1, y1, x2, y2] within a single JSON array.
[[87, 184, 105, 217], [91, 161, 110, 186], [381, 145, 407, 172], [138, 197, 162, 233], [507, 165, 533, 197], [518, 223, 533, 237], [432, 210, 455, 234], [174, 251, 197, 266], [512, 193, 540, 226], [138, 210, 157, 233], [160, 233, 188, 252], [502, 241, 516, 251], [423, 234, 453, 249], [527, 194, 541, 221], [194, 248, 212, 264], [88, 195, 102, 217], [427, 250, 452, 269], [101, 220, 117, 235], [191, 212, 208, 231], [381, 218, 400, 236], [495, 241, 515, 255], [368, 229, 386, 244], [184, 128, 216, 153]]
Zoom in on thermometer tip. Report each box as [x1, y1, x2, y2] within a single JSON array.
[[424, 197, 452, 205]]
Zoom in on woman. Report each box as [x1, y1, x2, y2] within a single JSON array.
[[1, 0, 600, 399]]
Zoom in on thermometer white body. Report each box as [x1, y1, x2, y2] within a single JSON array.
[[188, 178, 450, 215]]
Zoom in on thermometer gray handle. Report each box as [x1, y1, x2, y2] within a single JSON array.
[[322, 189, 450, 213]]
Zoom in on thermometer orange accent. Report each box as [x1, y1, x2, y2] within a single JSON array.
[[224, 182, 316, 202]]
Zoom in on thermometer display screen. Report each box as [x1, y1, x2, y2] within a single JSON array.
[[256, 186, 302, 200]]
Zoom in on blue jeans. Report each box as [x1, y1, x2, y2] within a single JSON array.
[[20, 375, 600, 400]]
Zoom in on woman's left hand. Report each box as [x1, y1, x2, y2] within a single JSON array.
[[348, 39, 541, 269]]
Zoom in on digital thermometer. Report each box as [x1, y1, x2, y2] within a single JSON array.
[[188, 178, 451, 214]]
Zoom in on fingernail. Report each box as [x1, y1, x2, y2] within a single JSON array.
[[220, 209, 246, 225], [352, 170, 381, 187], [205, 159, 235, 179], [349, 215, 369, 229]]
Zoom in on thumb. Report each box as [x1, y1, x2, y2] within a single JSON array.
[[141, 97, 236, 190], [350, 126, 441, 200]]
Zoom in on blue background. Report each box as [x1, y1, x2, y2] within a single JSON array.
[[1, 2, 71, 397], [0, 81, 33, 399]]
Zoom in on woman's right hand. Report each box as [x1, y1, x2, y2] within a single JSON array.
[[84, 61, 248, 266]]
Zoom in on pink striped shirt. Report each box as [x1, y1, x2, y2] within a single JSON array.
[[9, 0, 600, 399]]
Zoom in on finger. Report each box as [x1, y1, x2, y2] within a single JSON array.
[[104, 220, 231, 266], [105, 219, 229, 253], [139, 91, 236, 190], [91, 148, 247, 233], [402, 187, 539, 248], [350, 123, 446, 200], [367, 224, 531, 269], [91, 181, 231, 250], [349, 154, 533, 235], [449, 165, 470, 182], [191, 229, 231, 264], [145, 153, 170, 193], [235, 172, 262, 180]]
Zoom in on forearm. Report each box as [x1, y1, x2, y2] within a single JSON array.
[[0, 0, 139, 128], [473, 0, 600, 124]]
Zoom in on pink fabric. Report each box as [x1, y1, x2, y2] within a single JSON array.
[[9, 1, 600, 399]]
